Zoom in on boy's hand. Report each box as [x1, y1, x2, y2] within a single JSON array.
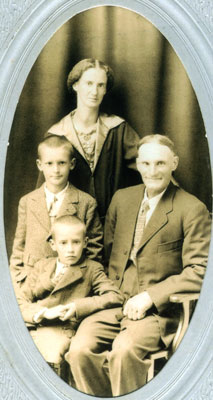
[[59, 302, 76, 321], [43, 305, 68, 320]]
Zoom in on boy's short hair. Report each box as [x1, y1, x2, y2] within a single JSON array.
[[49, 215, 87, 241], [137, 134, 177, 156], [38, 135, 75, 160]]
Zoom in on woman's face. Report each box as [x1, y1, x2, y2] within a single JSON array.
[[73, 67, 107, 109]]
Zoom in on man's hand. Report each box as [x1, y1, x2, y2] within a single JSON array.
[[59, 302, 76, 321], [123, 291, 153, 320], [43, 305, 68, 320]]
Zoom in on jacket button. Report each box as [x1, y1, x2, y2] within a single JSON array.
[[115, 274, 120, 280], [124, 250, 128, 255]]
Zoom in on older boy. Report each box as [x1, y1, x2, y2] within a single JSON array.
[[17, 215, 123, 372], [10, 135, 103, 291]]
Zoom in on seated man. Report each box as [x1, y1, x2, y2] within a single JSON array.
[[17, 215, 123, 372], [65, 134, 211, 397]]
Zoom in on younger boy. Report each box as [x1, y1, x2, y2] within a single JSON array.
[[17, 215, 123, 373], [10, 135, 103, 291]]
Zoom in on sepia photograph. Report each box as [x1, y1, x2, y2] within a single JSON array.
[[0, 1, 212, 400]]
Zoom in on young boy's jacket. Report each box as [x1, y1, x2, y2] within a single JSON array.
[[18, 256, 124, 326], [10, 183, 103, 284]]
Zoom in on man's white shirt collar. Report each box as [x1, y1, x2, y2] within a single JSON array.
[[142, 187, 167, 224], [143, 188, 166, 208]]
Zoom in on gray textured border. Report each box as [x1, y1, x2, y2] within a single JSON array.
[[0, 1, 212, 399]]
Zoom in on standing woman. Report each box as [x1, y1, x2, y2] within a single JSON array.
[[46, 59, 140, 222]]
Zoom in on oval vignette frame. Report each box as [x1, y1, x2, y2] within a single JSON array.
[[0, 1, 212, 399]]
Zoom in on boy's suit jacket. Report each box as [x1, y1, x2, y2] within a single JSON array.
[[104, 182, 211, 346], [10, 183, 103, 283], [18, 257, 124, 325]]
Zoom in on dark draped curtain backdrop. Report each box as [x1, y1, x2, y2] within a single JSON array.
[[4, 6, 212, 256]]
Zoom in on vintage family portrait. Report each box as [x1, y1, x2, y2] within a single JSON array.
[[1, 3, 212, 399]]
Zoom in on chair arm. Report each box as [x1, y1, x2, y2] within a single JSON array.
[[169, 292, 199, 352], [169, 293, 199, 303]]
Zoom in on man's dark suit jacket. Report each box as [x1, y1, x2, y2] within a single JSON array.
[[104, 182, 211, 346]]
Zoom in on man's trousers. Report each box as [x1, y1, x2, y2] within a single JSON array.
[[65, 307, 162, 397]]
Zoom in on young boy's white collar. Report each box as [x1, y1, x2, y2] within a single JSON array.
[[55, 258, 68, 278]]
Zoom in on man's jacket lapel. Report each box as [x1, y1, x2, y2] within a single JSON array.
[[125, 185, 145, 251], [137, 183, 176, 251]]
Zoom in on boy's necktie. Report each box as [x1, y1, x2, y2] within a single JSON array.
[[49, 196, 58, 224], [130, 200, 150, 264], [52, 264, 68, 286]]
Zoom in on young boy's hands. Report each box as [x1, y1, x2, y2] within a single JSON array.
[[43, 305, 68, 320], [34, 303, 76, 323], [59, 302, 76, 321]]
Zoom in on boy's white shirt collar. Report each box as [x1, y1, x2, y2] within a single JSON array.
[[44, 182, 69, 201], [55, 258, 68, 277], [44, 182, 69, 212]]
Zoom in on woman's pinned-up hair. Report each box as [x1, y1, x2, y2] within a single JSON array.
[[67, 58, 114, 93]]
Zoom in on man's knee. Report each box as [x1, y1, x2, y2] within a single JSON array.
[[109, 334, 136, 362], [65, 335, 98, 365], [109, 329, 152, 362]]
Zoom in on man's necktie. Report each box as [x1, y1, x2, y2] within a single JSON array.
[[130, 200, 150, 264], [49, 196, 58, 224]]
